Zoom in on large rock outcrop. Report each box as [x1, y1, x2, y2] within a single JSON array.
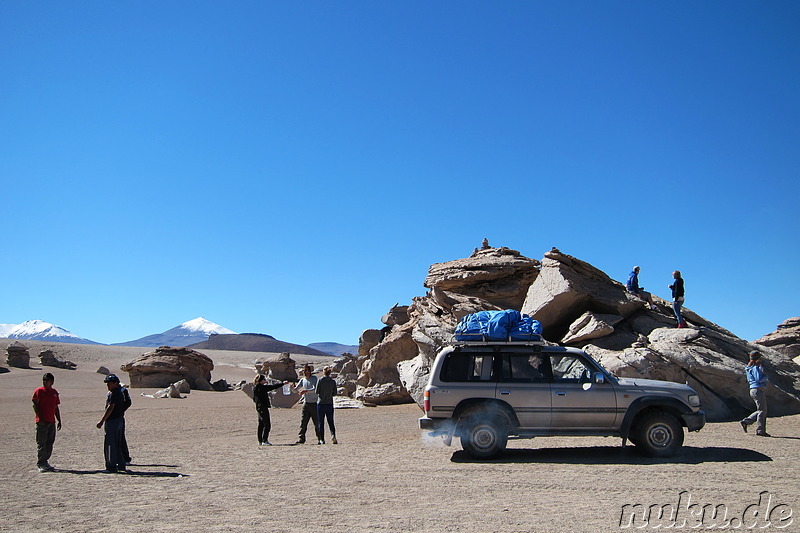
[[361, 246, 800, 420], [121, 346, 214, 390], [357, 246, 540, 404], [755, 317, 800, 363], [6, 341, 31, 369]]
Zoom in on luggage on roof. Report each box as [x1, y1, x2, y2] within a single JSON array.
[[454, 310, 542, 342]]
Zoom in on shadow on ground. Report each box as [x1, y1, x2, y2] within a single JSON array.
[[451, 446, 771, 464], [53, 468, 187, 477]]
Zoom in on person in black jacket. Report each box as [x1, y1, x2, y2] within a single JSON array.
[[669, 270, 687, 328], [315, 367, 338, 445], [252, 374, 289, 446]]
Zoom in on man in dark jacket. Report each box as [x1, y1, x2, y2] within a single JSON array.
[[669, 270, 687, 328], [315, 367, 338, 445]]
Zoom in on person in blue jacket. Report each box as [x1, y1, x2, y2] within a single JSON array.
[[626, 266, 656, 310], [740, 351, 770, 437]]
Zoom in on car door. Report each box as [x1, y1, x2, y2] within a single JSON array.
[[548, 353, 617, 430], [496, 352, 551, 428]]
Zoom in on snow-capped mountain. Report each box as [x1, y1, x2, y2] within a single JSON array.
[[113, 317, 236, 347], [0, 320, 102, 345]]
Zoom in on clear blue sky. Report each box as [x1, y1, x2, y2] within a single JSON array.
[[1, 2, 798, 346]]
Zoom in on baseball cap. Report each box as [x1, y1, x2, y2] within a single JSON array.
[[104, 374, 120, 383]]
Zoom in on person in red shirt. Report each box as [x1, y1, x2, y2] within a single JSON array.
[[32, 373, 62, 472]]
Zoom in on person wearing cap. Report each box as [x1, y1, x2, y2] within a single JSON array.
[[626, 266, 656, 310], [96, 374, 128, 473], [740, 351, 770, 436], [32, 373, 62, 472]]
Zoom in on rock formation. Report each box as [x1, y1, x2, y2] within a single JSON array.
[[755, 317, 800, 363], [256, 352, 298, 382], [6, 341, 31, 369], [121, 346, 214, 390], [357, 246, 540, 404], [39, 349, 77, 370], [360, 246, 800, 420]]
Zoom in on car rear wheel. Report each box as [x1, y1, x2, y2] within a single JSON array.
[[460, 409, 508, 459], [633, 411, 684, 457]]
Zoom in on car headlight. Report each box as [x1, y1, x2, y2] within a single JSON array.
[[688, 394, 700, 407]]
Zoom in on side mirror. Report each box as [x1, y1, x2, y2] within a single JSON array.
[[594, 372, 605, 384]]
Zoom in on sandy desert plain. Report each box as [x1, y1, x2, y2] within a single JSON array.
[[1, 340, 799, 533]]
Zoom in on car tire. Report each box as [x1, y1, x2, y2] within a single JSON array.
[[633, 411, 684, 457], [460, 409, 508, 460]]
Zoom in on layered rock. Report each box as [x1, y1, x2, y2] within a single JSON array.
[[256, 352, 298, 382], [361, 246, 800, 420], [357, 246, 540, 404], [121, 346, 214, 389], [6, 341, 31, 368], [755, 317, 800, 363], [39, 349, 77, 370]]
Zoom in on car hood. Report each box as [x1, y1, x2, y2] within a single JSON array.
[[616, 376, 693, 393]]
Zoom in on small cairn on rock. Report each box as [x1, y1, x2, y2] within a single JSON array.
[[6, 341, 31, 369]]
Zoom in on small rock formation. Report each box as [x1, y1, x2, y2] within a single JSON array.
[[6, 341, 31, 369], [142, 383, 183, 399], [755, 317, 800, 362], [211, 379, 230, 392], [97, 366, 111, 376], [39, 349, 77, 370], [121, 346, 214, 389], [256, 352, 297, 382]]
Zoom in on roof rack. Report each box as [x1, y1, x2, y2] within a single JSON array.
[[451, 334, 545, 346]]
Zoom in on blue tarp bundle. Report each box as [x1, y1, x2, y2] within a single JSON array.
[[454, 310, 542, 341]]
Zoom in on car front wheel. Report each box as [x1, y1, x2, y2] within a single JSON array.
[[633, 411, 684, 457]]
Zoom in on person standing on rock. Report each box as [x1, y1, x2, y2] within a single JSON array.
[[740, 351, 771, 437], [96, 374, 128, 473], [32, 372, 61, 472], [669, 270, 687, 328], [252, 374, 289, 446], [315, 366, 338, 445], [293, 365, 321, 445], [626, 266, 656, 310]]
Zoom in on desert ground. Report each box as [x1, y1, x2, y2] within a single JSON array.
[[2, 342, 799, 532]]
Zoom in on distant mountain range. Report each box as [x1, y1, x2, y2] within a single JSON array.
[[0, 320, 102, 345], [189, 333, 333, 356], [112, 317, 236, 347], [0, 317, 356, 356]]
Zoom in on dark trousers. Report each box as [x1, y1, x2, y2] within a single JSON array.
[[36, 421, 56, 467], [104, 417, 126, 472], [298, 402, 320, 442], [121, 418, 131, 463], [257, 407, 271, 443], [317, 403, 335, 440]]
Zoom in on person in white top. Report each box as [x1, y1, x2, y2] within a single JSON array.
[[293, 365, 322, 444]]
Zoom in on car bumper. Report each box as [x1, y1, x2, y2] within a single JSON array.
[[682, 411, 705, 432]]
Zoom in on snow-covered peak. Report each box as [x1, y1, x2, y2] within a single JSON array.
[[179, 317, 236, 335], [0, 324, 17, 337], [10, 319, 81, 339]]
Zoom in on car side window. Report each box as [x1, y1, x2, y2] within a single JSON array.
[[549, 355, 592, 383], [441, 353, 495, 382], [501, 354, 547, 382]]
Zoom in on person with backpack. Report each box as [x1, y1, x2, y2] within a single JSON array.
[[668, 270, 687, 328], [96, 374, 128, 473]]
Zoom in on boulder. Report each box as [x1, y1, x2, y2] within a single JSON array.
[[359, 329, 386, 357], [256, 352, 298, 381], [120, 346, 214, 389], [382, 304, 410, 327], [38, 349, 77, 370], [755, 317, 800, 359], [355, 383, 410, 405], [331, 353, 358, 375], [142, 383, 183, 399], [174, 379, 191, 394], [97, 366, 111, 376], [211, 379, 230, 392], [6, 341, 31, 369], [561, 312, 624, 345], [268, 381, 300, 408]]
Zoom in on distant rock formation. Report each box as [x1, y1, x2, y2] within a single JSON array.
[[6, 341, 31, 369], [39, 349, 77, 370], [755, 317, 800, 363], [121, 346, 214, 390], [361, 246, 800, 420]]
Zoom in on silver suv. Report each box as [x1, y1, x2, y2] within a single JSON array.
[[419, 340, 705, 459]]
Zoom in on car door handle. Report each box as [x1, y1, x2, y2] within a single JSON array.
[[499, 390, 511, 395], [555, 391, 566, 396]]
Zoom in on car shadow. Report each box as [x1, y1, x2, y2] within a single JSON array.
[[53, 468, 187, 477], [450, 445, 771, 464]]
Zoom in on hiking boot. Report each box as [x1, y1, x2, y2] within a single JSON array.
[[260, 441, 272, 446], [294, 440, 305, 445], [740, 421, 748, 433], [318, 439, 325, 445], [37, 465, 49, 473], [331, 436, 338, 444]]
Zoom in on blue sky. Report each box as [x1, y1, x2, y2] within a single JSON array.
[[1, 2, 798, 346]]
